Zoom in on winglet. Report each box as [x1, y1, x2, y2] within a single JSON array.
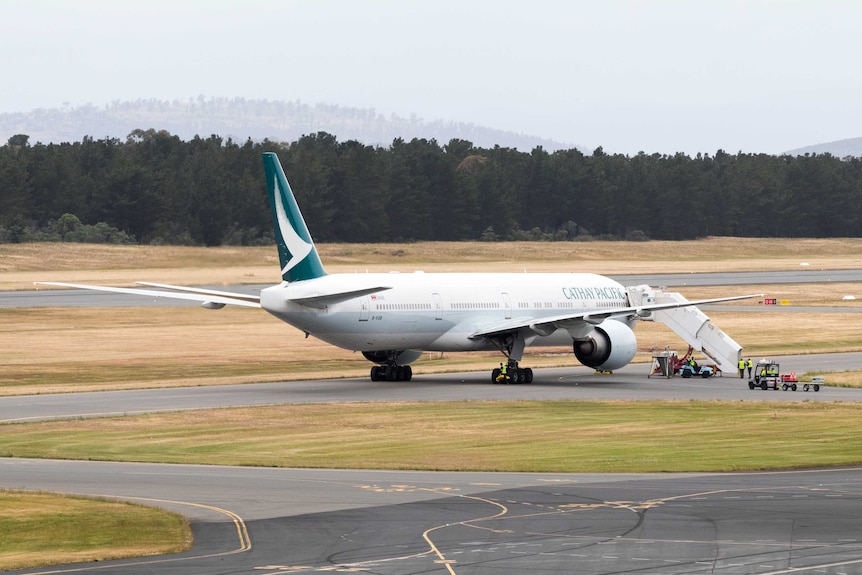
[[263, 152, 327, 283]]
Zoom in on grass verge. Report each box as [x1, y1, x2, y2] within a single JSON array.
[[0, 490, 191, 571], [3, 401, 862, 472]]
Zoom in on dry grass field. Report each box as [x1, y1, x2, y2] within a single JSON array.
[[4, 237, 862, 290], [2, 238, 862, 395]]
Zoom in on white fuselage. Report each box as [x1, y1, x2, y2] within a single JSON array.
[[260, 272, 630, 352]]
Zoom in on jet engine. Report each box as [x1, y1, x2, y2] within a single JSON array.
[[361, 350, 423, 366], [572, 320, 637, 371]]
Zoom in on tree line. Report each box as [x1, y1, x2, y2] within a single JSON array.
[[2, 130, 861, 245]]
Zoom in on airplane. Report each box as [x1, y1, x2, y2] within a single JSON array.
[[41, 152, 759, 383]]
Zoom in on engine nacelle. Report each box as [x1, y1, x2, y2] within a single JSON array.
[[361, 350, 423, 366], [572, 320, 637, 371]]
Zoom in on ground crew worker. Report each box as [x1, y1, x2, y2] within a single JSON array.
[[766, 364, 778, 389], [496, 362, 508, 383], [738, 358, 745, 378], [746, 358, 753, 378]]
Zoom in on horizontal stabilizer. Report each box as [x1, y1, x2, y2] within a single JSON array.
[[285, 285, 393, 308], [136, 282, 261, 304]]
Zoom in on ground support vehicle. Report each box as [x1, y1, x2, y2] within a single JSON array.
[[679, 363, 715, 378], [748, 361, 819, 391], [804, 376, 824, 392], [649, 346, 716, 378]]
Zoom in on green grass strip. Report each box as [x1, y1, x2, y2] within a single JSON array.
[[3, 400, 862, 472], [0, 490, 191, 571]]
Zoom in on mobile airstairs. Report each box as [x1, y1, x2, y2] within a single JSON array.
[[626, 285, 742, 375]]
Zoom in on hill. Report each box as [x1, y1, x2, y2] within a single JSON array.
[[784, 136, 862, 158], [0, 97, 575, 152]]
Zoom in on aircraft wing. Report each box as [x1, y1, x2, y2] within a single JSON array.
[[470, 293, 761, 340], [36, 282, 261, 308], [38, 281, 393, 310]]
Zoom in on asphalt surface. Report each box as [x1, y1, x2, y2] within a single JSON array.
[[609, 269, 862, 287], [1, 354, 861, 425], [3, 272, 862, 574], [4, 460, 862, 575]]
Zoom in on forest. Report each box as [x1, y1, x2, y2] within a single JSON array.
[[1, 129, 861, 245]]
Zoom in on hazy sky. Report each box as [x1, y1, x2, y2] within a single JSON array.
[[2, 0, 859, 155]]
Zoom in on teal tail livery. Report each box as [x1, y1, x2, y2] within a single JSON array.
[[38, 152, 762, 383], [263, 152, 326, 283]]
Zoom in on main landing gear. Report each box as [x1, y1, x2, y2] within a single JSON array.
[[489, 331, 534, 384], [370, 364, 413, 382], [364, 350, 415, 382], [491, 360, 533, 384]]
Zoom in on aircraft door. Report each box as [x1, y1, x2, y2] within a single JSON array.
[[502, 292, 512, 319], [359, 296, 370, 321], [432, 293, 443, 320]]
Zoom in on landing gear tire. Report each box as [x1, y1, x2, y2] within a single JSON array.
[[370, 365, 412, 382], [489, 366, 533, 384]]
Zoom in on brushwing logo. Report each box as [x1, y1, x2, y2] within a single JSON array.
[[273, 175, 312, 276]]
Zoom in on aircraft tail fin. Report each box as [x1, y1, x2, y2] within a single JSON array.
[[263, 152, 327, 283]]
